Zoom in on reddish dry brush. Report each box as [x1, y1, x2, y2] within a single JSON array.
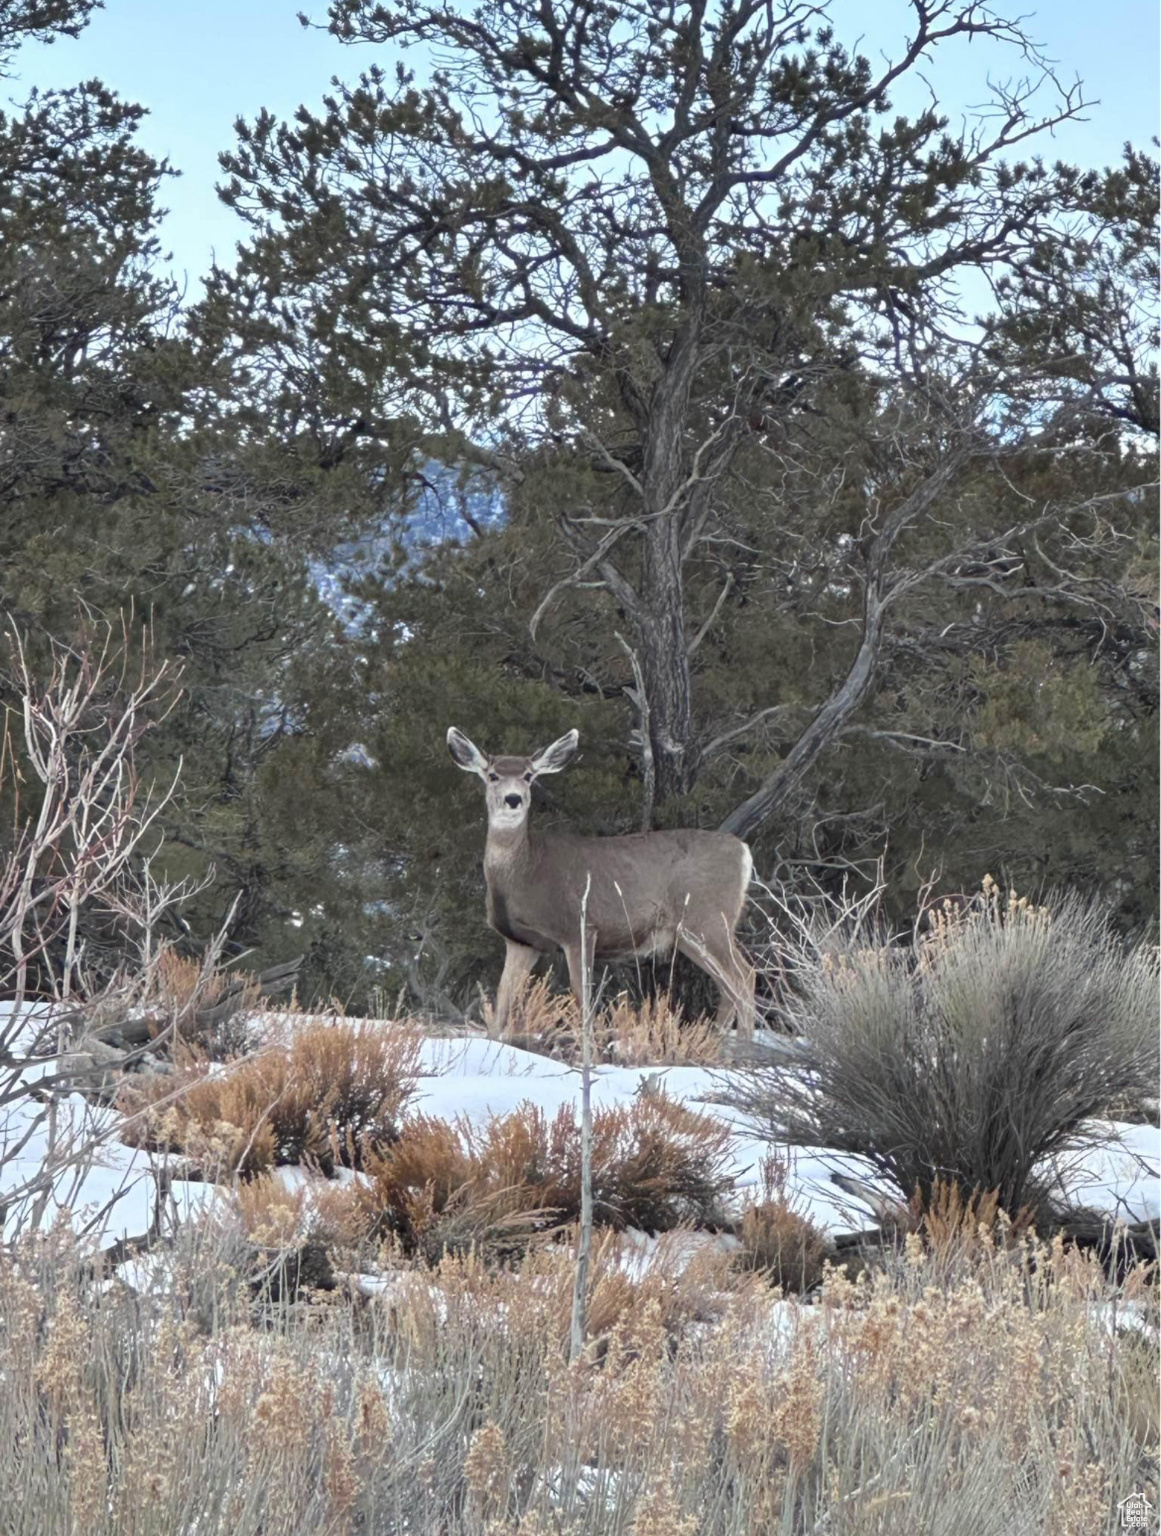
[[119, 1020, 421, 1179], [331, 1095, 737, 1261], [737, 1155, 830, 1295]]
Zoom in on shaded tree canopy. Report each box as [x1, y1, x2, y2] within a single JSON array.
[[0, 3, 376, 995], [1, 1, 1156, 1013]]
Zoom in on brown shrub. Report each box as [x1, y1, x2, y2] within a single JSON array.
[[737, 1156, 830, 1293], [585, 1094, 735, 1232], [120, 1020, 421, 1179]]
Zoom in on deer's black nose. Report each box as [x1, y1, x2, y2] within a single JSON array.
[[504, 793, 523, 809]]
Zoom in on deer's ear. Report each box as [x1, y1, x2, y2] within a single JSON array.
[[529, 729, 579, 777], [447, 727, 489, 777]]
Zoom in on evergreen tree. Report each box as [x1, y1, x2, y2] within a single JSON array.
[[0, 4, 378, 1000], [195, 2, 1156, 1007], [211, 0, 1115, 813], [3, 2, 1154, 1016]]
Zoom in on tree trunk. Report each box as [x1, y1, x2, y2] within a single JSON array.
[[632, 310, 702, 807], [637, 518, 693, 804], [719, 593, 888, 841]]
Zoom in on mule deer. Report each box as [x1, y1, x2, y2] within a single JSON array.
[[447, 727, 756, 1039]]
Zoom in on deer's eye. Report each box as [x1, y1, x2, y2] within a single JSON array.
[[487, 772, 499, 783], [523, 772, 533, 783]]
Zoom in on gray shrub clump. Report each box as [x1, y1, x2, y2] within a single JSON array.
[[732, 880, 1159, 1224]]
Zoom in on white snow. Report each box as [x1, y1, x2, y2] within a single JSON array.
[[0, 1002, 221, 1245], [1051, 1122, 1160, 1225], [0, 1000, 157, 1242]]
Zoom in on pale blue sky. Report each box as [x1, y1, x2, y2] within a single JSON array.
[[9, 0, 1159, 293]]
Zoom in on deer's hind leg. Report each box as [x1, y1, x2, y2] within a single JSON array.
[[562, 927, 598, 1014], [676, 922, 756, 1041]]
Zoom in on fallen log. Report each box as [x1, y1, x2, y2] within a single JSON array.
[[1054, 1211, 1158, 1276], [829, 1172, 910, 1235], [86, 955, 304, 1048]]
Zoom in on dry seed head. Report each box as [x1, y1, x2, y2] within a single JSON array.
[[820, 1260, 859, 1310], [357, 1376, 393, 1444], [235, 1174, 307, 1246], [1050, 1456, 1109, 1536], [630, 1474, 697, 1536], [725, 1361, 770, 1466], [0, 1267, 41, 1363], [35, 1289, 89, 1402], [608, 1351, 665, 1458], [65, 1402, 108, 1531], [252, 1358, 316, 1458], [771, 1334, 824, 1466], [213, 1326, 264, 1420], [325, 1415, 361, 1515], [464, 1420, 510, 1510], [515, 1516, 556, 1536]]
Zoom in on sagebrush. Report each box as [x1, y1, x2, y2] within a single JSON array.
[[119, 1020, 421, 1178], [0, 1208, 1154, 1535], [731, 881, 1159, 1222]]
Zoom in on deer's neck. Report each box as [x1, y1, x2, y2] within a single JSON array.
[[484, 823, 533, 880]]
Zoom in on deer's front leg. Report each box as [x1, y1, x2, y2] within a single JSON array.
[[492, 940, 539, 1039]]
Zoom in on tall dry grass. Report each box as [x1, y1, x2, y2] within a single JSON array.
[[492, 976, 725, 1066], [0, 1209, 1154, 1535]]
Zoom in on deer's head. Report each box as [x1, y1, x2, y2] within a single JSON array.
[[447, 727, 578, 831]]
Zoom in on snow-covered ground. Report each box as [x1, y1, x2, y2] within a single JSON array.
[[0, 1001, 216, 1244], [2, 1010, 1158, 1249]]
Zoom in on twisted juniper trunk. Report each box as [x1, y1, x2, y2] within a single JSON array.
[[636, 502, 693, 802], [633, 300, 702, 807]]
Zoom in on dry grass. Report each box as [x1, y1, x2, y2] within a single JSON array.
[[119, 1019, 422, 1179], [233, 1173, 310, 1248], [483, 973, 577, 1050], [600, 992, 723, 1066], [493, 976, 725, 1066], [0, 1209, 1154, 1535]]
